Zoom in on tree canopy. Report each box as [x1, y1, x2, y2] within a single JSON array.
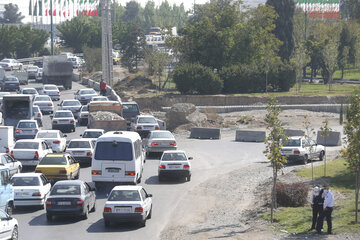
[[0, 3, 24, 24]]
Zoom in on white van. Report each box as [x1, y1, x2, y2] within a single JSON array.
[[91, 131, 145, 187]]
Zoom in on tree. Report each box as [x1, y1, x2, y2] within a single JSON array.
[[320, 119, 332, 177], [338, 24, 351, 79], [143, 1, 156, 30], [0, 3, 24, 24], [122, 1, 142, 25], [144, 48, 171, 89], [322, 39, 339, 91], [266, 0, 295, 61], [303, 115, 315, 183], [341, 95, 360, 223], [264, 97, 288, 223], [291, 42, 309, 92]]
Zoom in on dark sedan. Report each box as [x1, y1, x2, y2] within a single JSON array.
[[46, 180, 96, 221], [1, 76, 20, 91]]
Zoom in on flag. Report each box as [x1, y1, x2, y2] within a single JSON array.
[[29, 0, 33, 15], [33, 1, 38, 16], [39, 0, 43, 16]]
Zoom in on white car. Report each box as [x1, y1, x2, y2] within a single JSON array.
[[11, 173, 51, 209], [51, 110, 76, 132], [132, 115, 160, 138], [0, 58, 22, 71], [14, 120, 40, 140], [0, 209, 18, 239], [35, 130, 67, 153], [281, 136, 325, 165], [66, 139, 94, 165], [26, 65, 39, 79], [39, 85, 60, 101], [33, 105, 43, 127], [33, 95, 54, 114], [103, 186, 152, 227], [11, 139, 52, 167], [36, 68, 43, 82], [78, 105, 89, 126], [75, 88, 98, 105], [91, 96, 109, 102], [58, 100, 82, 118], [21, 88, 39, 98], [0, 153, 22, 177], [81, 129, 105, 140], [158, 150, 192, 181]]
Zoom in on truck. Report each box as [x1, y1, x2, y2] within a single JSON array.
[[122, 102, 140, 130], [42, 55, 73, 90], [2, 95, 33, 127], [0, 126, 14, 154], [0, 166, 14, 215], [87, 101, 127, 132]]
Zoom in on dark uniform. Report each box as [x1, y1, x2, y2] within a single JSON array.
[[311, 189, 324, 230]]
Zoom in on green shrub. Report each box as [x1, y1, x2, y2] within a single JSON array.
[[83, 46, 101, 73], [173, 63, 223, 94], [276, 182, 309, 207]]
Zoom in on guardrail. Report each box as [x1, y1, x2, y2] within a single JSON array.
[[17, 53, 84, 64]]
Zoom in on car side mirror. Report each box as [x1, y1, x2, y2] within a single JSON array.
[[147, 194, 152, 198], [7, 216, 13, 220], [188, 157, 193, 160]]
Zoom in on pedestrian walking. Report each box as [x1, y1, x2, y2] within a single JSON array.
[[309, 186, 324, 231], [100, 79, 107, 96], [316, 185, 335, 234]]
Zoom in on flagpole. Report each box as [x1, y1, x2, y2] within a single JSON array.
[[51, 0, 54, 55]]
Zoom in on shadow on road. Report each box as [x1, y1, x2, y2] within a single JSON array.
[[28, 213, 83, 226], [86, 218, 140, 233], [145, 175, 187, 185], [14, 206, 42, 214]]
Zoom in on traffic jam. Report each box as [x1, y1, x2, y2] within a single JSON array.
[[0, 56, 192, 239]]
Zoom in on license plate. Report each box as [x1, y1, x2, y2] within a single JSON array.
[[107, 168, 120, 173], [168, 165, 181, 169], [144, 126, 153, 129], [73, 151, 84, 156], [16, 192, 29, 196], [57, 201, 71, 206], [115, 207, 131, 213], [60, 120, 67, 122]]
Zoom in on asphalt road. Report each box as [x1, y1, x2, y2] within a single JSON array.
[[7, 77, 268, 240]]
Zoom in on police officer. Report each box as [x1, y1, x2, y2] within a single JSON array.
[[317, 185, 335, 234], [309, 186, 324, 231]]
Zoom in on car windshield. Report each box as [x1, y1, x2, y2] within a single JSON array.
[[51, 185, 81, 195], [23, 89, 37, 94], [63, 101, 80, 106], [27, 67, 38, 71], [54, 112, 73, 118], [80, 90, 96, 95], [18, 122, 36, 128], [11, 177, 40, 186], [82, 131, 102, 138], [14, 142, 39, 149], [68, 141, 91, 148], [108, 190, 141, 201], [37, 132, 57, 138], [284, 139, 301, 147], [1, 59, 10, 63], [162, 152, 187, 161], [123, 104, 139, 113], [44, 86, 57, 90], [35, 96, 51, 101], [95, 142, 133, 161], [81, 106, 88, 111], [151, 132, 173, 139], [39, 156, 67, 165], [138, 117, 157, 124]]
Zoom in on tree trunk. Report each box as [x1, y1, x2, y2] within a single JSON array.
[[329, 75, 333, 91], [310, 68, 313, 84], [265, 71, 268, 93], [341, 67, 344, 80], [356, 170, 359, 223], [324, 144, 327, 177], [271, 165, 278, 223]]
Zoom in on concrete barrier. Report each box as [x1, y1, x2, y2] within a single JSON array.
[[190, 127, 221, 139], [93, 82, 100, 91], [235, 130, 265, 142], [285, 129, 305, 137], [157, 119, 166, 130], [316, 131, 342, 146]]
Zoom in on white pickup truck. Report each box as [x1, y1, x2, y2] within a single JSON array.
[[281, 136, 325, 165]]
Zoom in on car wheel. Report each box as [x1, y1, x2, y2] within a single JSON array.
[[82, 207, 89, 220], [11, 225, 18, 240], [75, 171, 80, 179], [137, 175, 141, 184], [303, 155, 308, 165], [139, 219, 146, 227], [147, 206, 152, 219], [6, 203, 13, 216], [91, 201, 96, 212], [104, 220, 111, 227], [46, 214, 52, 221], [17, 166, 21, 174], [319, 151, 325, 161], [187, 174, 191, 182]]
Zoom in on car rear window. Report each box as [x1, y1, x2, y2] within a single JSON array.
[[68, 141, 91, 148], [35, 96, 51, 101], [23, 89, 37, 94], [14, 142, 39, 149], [108, 190, 141, 201], [82, 131, 102, 138], [95, 142, 133, 161], [37, 132, 57, 138], [138, 117, 157, 124], [151, 132, 173, 139], [81, 106, 88, 111], [18, 122, 36, 128], [51, 185, 80, 195], [63, 101, 80, 106], [80, 90, 96, 94], [284, 139, 301, 147], [44, 86, 57, 90], [5, 77, 18, 82], [11, 177, 40, 186], [54, 112, 73, 118], [123, 104, 139, 113], [162, 153, 187, 161], [39, 156, 67, 165]]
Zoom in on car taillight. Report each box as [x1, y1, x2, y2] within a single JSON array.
[[87, 152, 93, 156], [91, 170, 102, 175], [159, 165, 166, 169], [81, 114, 87, 117], [76, 199, 84, 206], [35, 169, 42, 173], [43, 91, 47, 94], [32, 192, 42, 197], [59, 170, 67, 174], [104, 207, 111, 213], [135, 207, 143, 213], [37, 113, 41, 117], [151, 142, 159, 146], [170, 142, 177, 146], [155, 126, 160, 130], [53, 121, 58, 124], [136, 126, 142, 130], [48, 103, 52, 106], [35, 129, 38, 134], [5, 147, 9, 153], [46, 200, 52, 206], [34, 151, 39, 159], [125, 171, 135, 176], [70, 120, 75, 124], [184, 165, 190, 169], [10, 151, 14, 158], [57, 91, 60, 94], [15, 129, 20, 133], [294, 150, 300, 154], [81, 97, 85, 99], [53, 140, 60, 144]]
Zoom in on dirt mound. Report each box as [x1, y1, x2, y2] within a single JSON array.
[[113, 75, 157, 101]]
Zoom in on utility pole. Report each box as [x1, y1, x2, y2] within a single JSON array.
[[101, 0, 113, 86], [50, 0, 54, 55]]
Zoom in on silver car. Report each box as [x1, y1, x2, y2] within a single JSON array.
[[58, 100, 82, 119], [33, 95, 54, 114], [145, 130, 177, 155], [26, 65, 39, 79], [75, 89, 98, 105], [33, 105, 43, 126], [78, 105, 89, 126], [52, 110, 76, 133], [39, 85, 60, 101], [14, 120, 40, 140]]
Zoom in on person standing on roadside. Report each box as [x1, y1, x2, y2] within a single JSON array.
[[100, 79, 107, 96], [316, 185, 335, 234], [309, 186, 324, 231]]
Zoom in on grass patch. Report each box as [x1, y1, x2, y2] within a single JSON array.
[[263, 158, 360, 235]]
